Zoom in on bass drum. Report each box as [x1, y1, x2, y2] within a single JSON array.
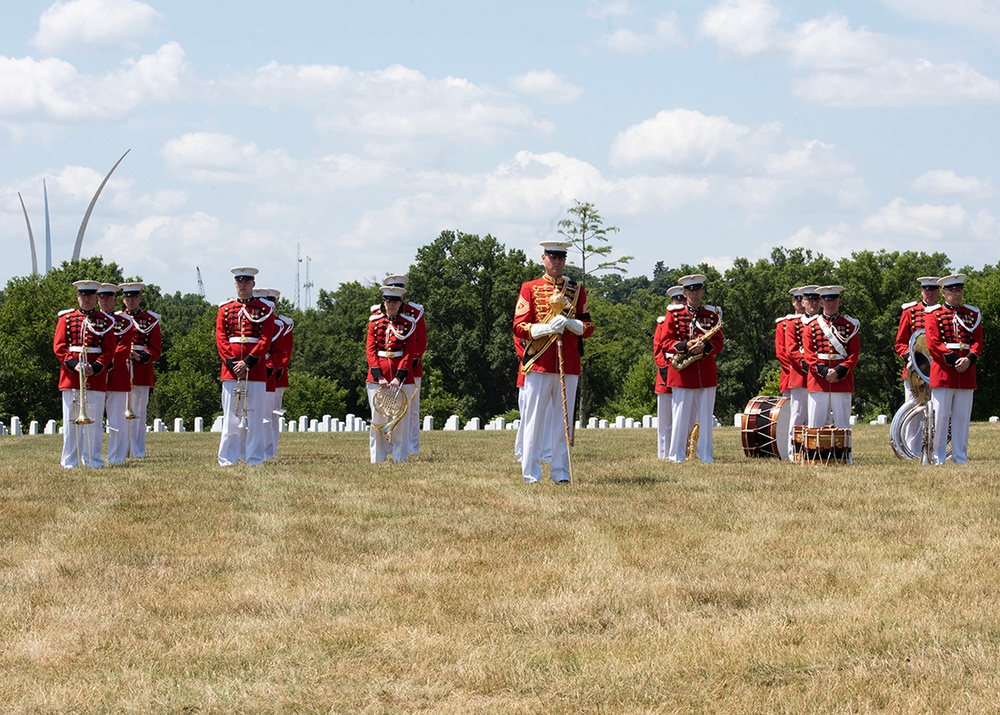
[[741, 395, 790, 460]]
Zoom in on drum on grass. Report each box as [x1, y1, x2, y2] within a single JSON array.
[[801, 427, 852, 465], [740, 395, 790, 460]]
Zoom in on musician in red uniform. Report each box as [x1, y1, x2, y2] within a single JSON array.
[[255, 287, 285, 461], [663, 274, 723, 463], [367, 283, 418, 463], [97, 283, 135, 464], [893, 276, 940, 455], [784, 285, 819, 458], [382, 275, 427, 456], [513, 240, 594, 483], [216, 267, 275, 466], [119, 282, 161, 458], [653, 285, 685, 459], [802, 285, 859, 429], [53, 280, 117, 468], [924, 274, 983, 465]]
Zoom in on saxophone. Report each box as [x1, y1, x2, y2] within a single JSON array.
[[671, 319, 724, 371]]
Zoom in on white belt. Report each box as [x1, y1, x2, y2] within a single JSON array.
[[228, 336, 260, 344], [817, 353, 845, 361], [378, 350, 403, 358], [69, 346, 102, 354], [945, 342, 970, 350]]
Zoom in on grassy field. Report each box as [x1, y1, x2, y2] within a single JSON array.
[[2, 424, 1000, 713]]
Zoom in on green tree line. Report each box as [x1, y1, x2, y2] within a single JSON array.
[[2, 236, 998, 428]]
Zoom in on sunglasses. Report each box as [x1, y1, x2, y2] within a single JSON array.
[[234, 276, 254, 282], [684, 283, 704, 291], [943, 284, 964, 291], [384, 297, 402, 303], [820, 295, 840, 300]]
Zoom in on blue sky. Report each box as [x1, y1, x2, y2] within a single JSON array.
[[3, 0, 1000, 304]]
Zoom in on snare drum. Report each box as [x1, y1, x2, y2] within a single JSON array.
[[741, 395, 790, 460], [801, 427, 852, 465]]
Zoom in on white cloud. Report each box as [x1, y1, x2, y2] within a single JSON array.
[[508, 70, 584, 105], [585, 1, 636, 21], [0, 42, 187, 121], [32, 0, 161, 55], [883, 0, 1000, 38], [161, 132, 295, 183], [699, 0, 1000, 107], [697, 0, 782, 58], [912, 170, 992, 197], [599, 13, 685, 54], [227, 62, 551, 151], [861, 198, 967, 239], [610, 109, 753, 171], [792, 59, 1000, 107]]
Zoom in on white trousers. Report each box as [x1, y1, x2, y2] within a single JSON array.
[[784, 387, 808, 461], [218, 379, 267, 466], [265, 387, 285, 460], [807, 392, 852, 428], [667, 386, 715, 463], [367, 382, 416, 463], [931, 388, 974, 465], [656, 393, 673, 460], [519, 372, 577, 482], [408, 377, 422, 456], [127, 386, 150, 457], [60, 389, 106, 468], [105, 390, 129, 464]]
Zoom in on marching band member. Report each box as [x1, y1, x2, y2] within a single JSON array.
[[802, 285, 859, 429], [97, 283, 134, 464], [894, 276, 940, 455], [777, 286, 808, 460], [653, 285, 685, 459], [366, 283, 418, 463], [269, 288, 293, 459], [663, 274, 723, 463], [513, 240, 594, 484], [53, 280, 116, 468], [255, 288, 285, 461], [381, 275, 427, 456], [924, 274, 983, 465], [216, 267, 275, 467], [119, 282, 161, 458], [784, 285, 819, 458]]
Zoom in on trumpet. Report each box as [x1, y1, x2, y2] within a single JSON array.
[[372, 384, 409, 442], [125, 359, 138, 420], [234, 374, 249, 430], [671, 320, 723, 371], [74, 319, 94, 425]]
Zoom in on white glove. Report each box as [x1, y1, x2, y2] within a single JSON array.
[[530, 320, 564, 339], [548, 315, 567, 331], [564, 318, 585, 335]]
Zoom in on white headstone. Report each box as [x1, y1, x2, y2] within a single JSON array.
[[194, 416, 204, 432], [45, 419, 58, 435], [173, 418, 185, 432], [599, 419, 608, 429], [288, 421, 297, 433], [309, 418, 318, 432], [298, 415, 308, 432], [877, 414, 887, 425], [642, 415, 653, 429], [588, 417, 598, 429], [444, 415, 460, 431], [850, 415, 857, 425], [354, 416, 366, 431], [734, 413, 742, 427], [11, 417, 22, 436], [211, 415, 224, 432], [29, 420, 39, 435], [990, 416, 999, 423], [464, 417, 481, 431], [153, 418, 166, 433], [615, 416, 626, 428], [345, 414, 356, 432], [423, 415, 434, 431]]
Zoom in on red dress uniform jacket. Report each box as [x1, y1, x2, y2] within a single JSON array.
[[774, 314, 795, 392], [663, 303, 723, 389], [216, 298, 275, 382], [367, 310, 417, 385], [53, 308, 117, 391], [894, 301, 932, 381], [121, 309, 162, 387], [274, 315, 293, 390], [652, 315, 672, 395], [783, 315, 808, 390], [105, 313, 136, 392], [513, 276, 594, 376], [265, 317, 286, 393], [403, 302, 427, 379], [802, 313, 860, 393], [924, 303, 983, 390]]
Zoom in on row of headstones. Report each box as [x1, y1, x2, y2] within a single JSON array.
[[7, 412, 1000, 437]]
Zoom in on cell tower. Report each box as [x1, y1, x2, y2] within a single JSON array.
[[196, 266, 205, 297], [303, 256, 314, 309]]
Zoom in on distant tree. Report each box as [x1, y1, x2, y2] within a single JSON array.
[[281, 372, 347, 422], [408, 230, 537, 420]]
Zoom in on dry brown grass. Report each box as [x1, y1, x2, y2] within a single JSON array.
[[2, 424, 1000, 713]]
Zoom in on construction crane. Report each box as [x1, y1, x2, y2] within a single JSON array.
[[196, 266, 205, 297]]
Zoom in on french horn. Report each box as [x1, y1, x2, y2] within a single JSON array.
[[372, 385, 409, 441]]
